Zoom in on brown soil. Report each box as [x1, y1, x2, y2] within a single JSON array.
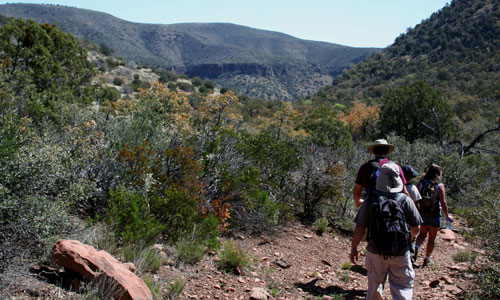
[[4, 221, 481, 300]]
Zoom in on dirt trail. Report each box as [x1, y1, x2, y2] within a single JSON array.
[[160, 221, 480, 300]]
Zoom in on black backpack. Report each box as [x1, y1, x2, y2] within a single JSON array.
[[367, 192, 409, 258], [419, 180, 439, 216]]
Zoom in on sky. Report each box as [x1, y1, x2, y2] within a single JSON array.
[[0, 0, 450, 48]]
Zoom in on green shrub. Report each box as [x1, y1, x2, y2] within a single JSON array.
[[191, 76, 203, 86], [164, 277, 185, 300], [176, 238, 206, 265], [177, 82, 193, 92], [167, 82, 177, 90], [453, 251, 478, 263], [106, 188, 165, 246], [141, 273, 162, 300], [198, 86, 208, 94], [204, 80, 215, 90], [341, 261, 352, 270], [113, 77, 124, 86], [314, 217, 329, 235], [218, 240, 251, 273]]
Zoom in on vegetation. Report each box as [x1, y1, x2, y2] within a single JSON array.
[[217, 240, 252, 274], [0, 1, 499, 298]]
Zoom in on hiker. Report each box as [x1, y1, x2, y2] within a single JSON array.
[[353, 139, 408, 208], [350, 162, 422, 300], [402, 165, 422, 206], [414, 163, 454, 267], [402, 165, 422, 264]]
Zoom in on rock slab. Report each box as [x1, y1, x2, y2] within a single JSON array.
[[52, 240, 152, 300]]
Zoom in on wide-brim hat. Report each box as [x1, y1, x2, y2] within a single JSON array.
[[367, 139, 395, 154], [376, 162, 403, 193]]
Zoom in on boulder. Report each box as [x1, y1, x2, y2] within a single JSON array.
[[52, 240, 152, 300]]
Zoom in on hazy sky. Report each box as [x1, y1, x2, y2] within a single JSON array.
[[0, 0, 450, 47]]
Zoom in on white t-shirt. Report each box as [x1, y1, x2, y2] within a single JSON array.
[[407, 183, 422, 203]]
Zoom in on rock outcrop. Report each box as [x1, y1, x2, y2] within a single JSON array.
[[52, 240, 152, 300]]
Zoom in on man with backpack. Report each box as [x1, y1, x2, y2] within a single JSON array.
[[350, 162, 422, 300], [353, 139, 408, 208]]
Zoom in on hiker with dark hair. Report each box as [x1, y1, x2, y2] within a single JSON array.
[[402, 165, 422, 206], [413, 163, 454, 267], [350, 162, 422, 300], [402, 165, 422, 265], [353, 139, 408, 208]]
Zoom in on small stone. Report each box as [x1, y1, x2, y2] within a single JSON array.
[[238, 277, 246, 283], [214, 284, 221, 289], [321, 259, 332, 266], [304, 234, 313, 239], [249, 287, 269, 300], [440, 275, 454, 284], [429, 279, 440, 288], [296, 237, 302, 241]]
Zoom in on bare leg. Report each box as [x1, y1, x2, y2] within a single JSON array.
[[416, 225, 430, 248], [425, 226, 440, 257]]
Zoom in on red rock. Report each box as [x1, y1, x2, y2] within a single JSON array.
[[52, 240, 152, 300], [440, 229, 456, 241]]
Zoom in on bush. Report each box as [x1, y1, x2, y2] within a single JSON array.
[[177, 82, 193, 92], [176, 238, 206, 265], [218, 240, 251, 273], [191, 76, 203, 86], [167, 82, 177, 90], [452, 251, 478, 263], [204, 80, 215, 89], [164, 277, 185, 300], [314, 217, 329, 235], [113, 77, 124, 86], [198, 86, 208, 94], [106, 188, 165, 246]]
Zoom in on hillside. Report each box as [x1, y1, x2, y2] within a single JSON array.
[[0, 3, 380, 100], [311, 0, 500, 123]]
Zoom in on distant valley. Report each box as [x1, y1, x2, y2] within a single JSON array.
[[0, 3, 381, 100]]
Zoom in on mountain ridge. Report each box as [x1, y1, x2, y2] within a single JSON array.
[[0, 3, 381, 100]]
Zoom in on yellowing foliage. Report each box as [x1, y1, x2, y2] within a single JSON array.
[[136, 83, 193, 133], [197, 91, 242, 129], [340, 102, 379, 136]]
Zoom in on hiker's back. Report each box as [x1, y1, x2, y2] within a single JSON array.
[[366, 191, 410, 257], [418, 179, 440, 216]]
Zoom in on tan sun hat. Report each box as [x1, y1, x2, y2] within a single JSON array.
[[376, 162, 403, 193], [367, 139, 395, 154]]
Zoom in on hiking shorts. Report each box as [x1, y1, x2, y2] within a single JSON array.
[[421, 210, 442, 227], [365, 251, 415, 300]]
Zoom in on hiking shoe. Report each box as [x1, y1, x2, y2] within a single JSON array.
[[423, 257, 433, 267]]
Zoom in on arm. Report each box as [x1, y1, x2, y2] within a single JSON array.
[[353, 183, 364, 208], [350, 224, 367, 264], [438, 184, 454, 221]]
